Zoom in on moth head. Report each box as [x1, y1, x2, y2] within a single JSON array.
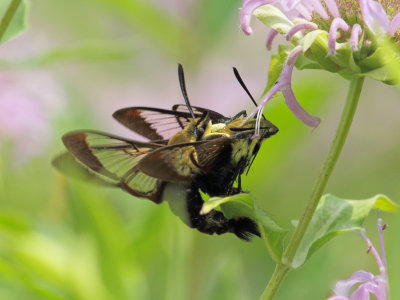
[[229, 117, 278, 140]]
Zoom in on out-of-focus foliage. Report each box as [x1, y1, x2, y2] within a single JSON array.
[[0, 0, 29, 44], [0, 0, 399, 300]]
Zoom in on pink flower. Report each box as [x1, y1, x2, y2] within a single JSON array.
[[327, 216, 388, 300], [240, 0, 400, 130]]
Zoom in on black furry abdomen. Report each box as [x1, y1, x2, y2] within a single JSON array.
[[193, 145, 238, 196]]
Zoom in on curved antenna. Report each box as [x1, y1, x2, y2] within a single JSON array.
[[178, 64, 196, 119], [233, 67, 266, 120]]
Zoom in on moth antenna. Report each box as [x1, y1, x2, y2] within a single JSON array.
[[233, 67, 266, 120], [178, 64, 196, 119]]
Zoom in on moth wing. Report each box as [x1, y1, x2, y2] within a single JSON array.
[[61, 130, 166, 203], [52, 152, 118, 187], [62, 130, 161, 179], [172, 104, 227, 123], [137, 137, 232, 181], [120, 168, 165, 203], [112, 107, 194, 141]]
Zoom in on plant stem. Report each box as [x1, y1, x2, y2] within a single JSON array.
[[0, 0, 21, 42], [260, 76, 365, 300]]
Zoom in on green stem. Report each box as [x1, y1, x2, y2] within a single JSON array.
[[0, 0, 21, 42], [260, 76, 365, 300]]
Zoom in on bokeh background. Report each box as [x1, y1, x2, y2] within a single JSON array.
[[0, 0, 399, 299]]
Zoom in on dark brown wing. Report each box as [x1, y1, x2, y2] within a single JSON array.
[[137, 137, 232, 181], [112, 106, 228, 141], [61, 130, 165, 203]]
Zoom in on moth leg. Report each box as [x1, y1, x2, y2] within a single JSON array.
[[186, 187, 260, 241]]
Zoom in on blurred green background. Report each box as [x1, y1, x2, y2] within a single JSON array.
[[0, 0, 399, 299]]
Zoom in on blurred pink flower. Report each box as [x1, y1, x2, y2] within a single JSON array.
[[0, 71, 65, 165]]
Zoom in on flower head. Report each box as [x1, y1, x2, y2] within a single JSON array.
[[327, 216, 388, 300], [240, 0, 400, 129]]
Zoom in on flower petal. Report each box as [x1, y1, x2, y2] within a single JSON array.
[[362, 280, 387, 300], [323, 0, 340, 18], [266, 28, 279, 50], [245, 46, 320, 131], [360, 0, 390, 35], [333, 271, 375, 296], [286, 21, 318, 41], [328, 18, 350, 55], [295, 3, 313, 20], [279, 46, 320, 128], [388, 13, 400, 36], [308, 0, 329, 20], [350, 24, 362, 51], [349, 284, 370, 300], [281, 0, 301, 10], [241, 0, 277, 35], [282, 88, 321, 128]]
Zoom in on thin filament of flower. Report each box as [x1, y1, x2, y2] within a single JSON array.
[[329, 18, 350, 55], [350, 24, 362, 51], [266, 29, 279, 49], [286, 22, 318, 40], [377, 217, 387, 268], [388, 13, 400, 36], [359, 229, 385, 273]]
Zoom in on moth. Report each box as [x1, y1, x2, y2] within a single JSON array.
[[53, 65, 278, 241]]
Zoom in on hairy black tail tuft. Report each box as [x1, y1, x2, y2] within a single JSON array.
[[228, 217, 261, 241]]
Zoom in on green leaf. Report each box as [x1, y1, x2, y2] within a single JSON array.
[[200, 194, 249, 215], [202, 194, 288, 262], [292, 194, 397, 268], [0, 0, 29, 45], [254, 206, 288, 262]]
